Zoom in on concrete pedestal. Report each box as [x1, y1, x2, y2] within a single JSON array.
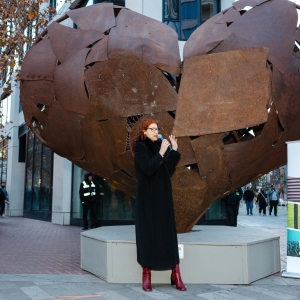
[[81, 225, 280, 284]]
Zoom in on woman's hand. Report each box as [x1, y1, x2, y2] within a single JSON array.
[[159, 139, 170, 157], [169, 135, 178, 151]]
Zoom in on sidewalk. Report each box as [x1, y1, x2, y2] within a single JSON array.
[[1, 204, 299, 300]]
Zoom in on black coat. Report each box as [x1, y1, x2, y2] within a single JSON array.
[[257, 191, 268, 207], [134, 138, 181, 270]]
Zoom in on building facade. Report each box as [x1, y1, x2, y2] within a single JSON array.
[[1, 0, 236, 226]]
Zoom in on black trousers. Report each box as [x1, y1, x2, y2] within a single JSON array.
[[226, 203, 239, 227], [269, 201, 278, 216], [0, 199, 5, 215], [82, 201, 98, 228], [259, 206, 267, 215]]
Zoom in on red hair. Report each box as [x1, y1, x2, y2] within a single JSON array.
[[130, 118, 157, 151]]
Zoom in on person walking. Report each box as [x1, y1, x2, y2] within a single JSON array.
[[0, 185, 7, 216], [256, 188, 268, 216], [0, 188, 6, 217], [223, 188, 243, 226], [243, 186, 254, 215], [131, 118, 186, 292], [79, 173, 99, 230], [268, 185, 279, 216]]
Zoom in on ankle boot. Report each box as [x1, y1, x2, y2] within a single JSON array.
[[142, 267, 152, 291], [171, 264, 187, 291]]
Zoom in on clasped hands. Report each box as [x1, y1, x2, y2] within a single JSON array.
[[159, 135, 178, 157]]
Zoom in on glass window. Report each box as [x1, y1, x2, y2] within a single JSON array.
[[205, 198, 227, 220], [24, 131, 34, 210], [40, 145, 52, 210], [24, 130, 53, 214], [71, 165, 135, 222], [163, 0, 220, 41], [32, 137, 42, 210]]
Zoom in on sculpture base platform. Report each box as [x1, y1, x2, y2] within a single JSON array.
[[81, 225, 280, 284]]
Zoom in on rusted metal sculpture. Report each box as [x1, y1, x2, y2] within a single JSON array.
[[20, 0, 300, 233]]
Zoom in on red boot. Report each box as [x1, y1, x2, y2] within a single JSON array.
[[142, 267, 152, 291], [171, 264, 187, 291]]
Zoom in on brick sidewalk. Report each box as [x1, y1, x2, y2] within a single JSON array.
[[0, 217, 87, 274]]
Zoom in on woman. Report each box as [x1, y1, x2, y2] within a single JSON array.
[[131, 118, 186, 292], [257, 188, 268, 216]]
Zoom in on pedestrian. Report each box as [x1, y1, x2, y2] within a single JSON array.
[[256, 188, 268, 216], [0, 184, 7, 216], [223, 188, 243, 226], [243, 186, 254, 215], [268, 184, 279, 216], [79, 173, 99, 230], [131, 118, 186, 292]]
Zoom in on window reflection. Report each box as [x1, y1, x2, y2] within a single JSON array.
[[72, 165, 135, 222]]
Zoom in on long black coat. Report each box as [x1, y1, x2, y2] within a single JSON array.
[[134, 138, 181, 270]]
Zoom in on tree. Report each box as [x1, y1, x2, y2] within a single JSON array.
[[0, 0, 69, 94]]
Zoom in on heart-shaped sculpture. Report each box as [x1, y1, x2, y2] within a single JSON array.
[[20, 0, 300, 232]]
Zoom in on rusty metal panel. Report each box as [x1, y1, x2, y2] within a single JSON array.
[[229, 0, 297, 74], [223, 106, 283, 189], [211, 33, 252, 53], [20, 39, 56, 81], [191, 134, 229, 199], [171, 166, 213, 233], [97, 118, 128, 157], [271, 55, 300, 131], [296, 27, 300, 44], [108, 9, 181, 76], [176, 137, 197, 167], [53, 48, 90, 115], [216, 7, 241, 24], [21, 80, 54, 107], [84, 57, 177, 119], [41, 100, 85, 160], [85, 36, 108, 65], [173, 47, 271, 137], [233, 0, 269, 11], [112, 151, 137, 180], [79, 117, 117, 177], [47, 22, 104, 64], [66, 3, 116, 32], [110, 170, 137, 199], [183, 12, 231, 59]]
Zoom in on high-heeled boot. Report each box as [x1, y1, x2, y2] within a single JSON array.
[[142, 267, 152, 291], [171, 264, 187, 291]]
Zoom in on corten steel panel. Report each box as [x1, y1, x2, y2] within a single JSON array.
[[228, 0, 297, 74], [232, 0, 269, 11], [66, 3, 116, 32], [21, 80, 54, 107], [112, 151, 137, 180], [20, 39, 56, 81], [41, 100, 86, 160], [86, 36, 108, 65], [108, 9, 181, 76], [172, 47, 271, 137], [97, 118, 128, 157], [19, 1, 300, 233], [183, 12, 231, 59], [84, 58, 177, 119], [211, 33, 253, 53], [47, 22, 104, 64], [110, 170, 137, 199], [53, 48, 90, 115], [216, 7, 241, 24], [79, 117, 116, 177], [176, 137, 197, 167], [223, 106, 283, 190], [296, 27, 300, 44], [191, 134, 229, 200], [171, 167, 213, 233], [272, 55, 300, 131]]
